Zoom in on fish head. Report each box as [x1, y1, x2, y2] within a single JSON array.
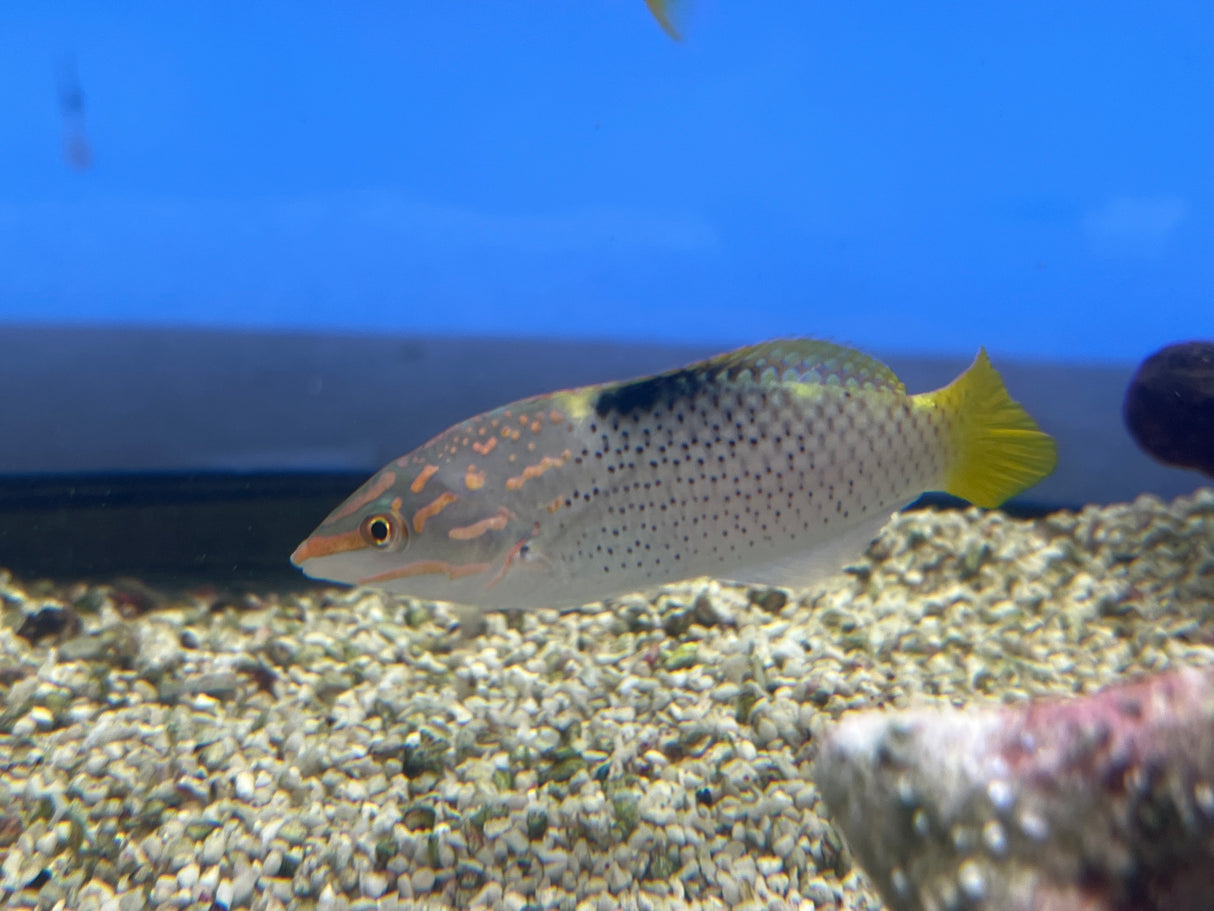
[[290, 458, 536, 605]]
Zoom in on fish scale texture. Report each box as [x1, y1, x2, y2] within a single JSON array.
[[553, 383, 946, 594]]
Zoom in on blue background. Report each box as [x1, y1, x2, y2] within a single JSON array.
[[3, 2, 1212, 361]]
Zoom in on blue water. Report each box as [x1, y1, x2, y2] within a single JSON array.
[[1, 1, 1212, 361]]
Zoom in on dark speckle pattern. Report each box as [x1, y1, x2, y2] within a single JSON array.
[[552, 377, 946, 588]]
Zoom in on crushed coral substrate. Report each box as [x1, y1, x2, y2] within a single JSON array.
[[1, 489, 1212, 911]]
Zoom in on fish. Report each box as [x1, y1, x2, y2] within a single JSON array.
[[291, 339, 1057, 611], [56, 56, 92, 171], [644, 0, 683, 40]]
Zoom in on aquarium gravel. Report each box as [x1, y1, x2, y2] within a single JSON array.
[[1, 490, 1212, 911]]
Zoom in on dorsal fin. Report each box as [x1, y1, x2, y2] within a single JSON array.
[[593, 338, 906, 421], [708, 339, 906, 395]]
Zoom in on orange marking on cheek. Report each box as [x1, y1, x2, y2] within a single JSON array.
[[549, 409, 565, 423], [331, 471, 396, 521], [472, 437, 497, 456], [519, 415, 528, 425], [529, 419, 543, 433], [545, 496, 564, 514], [410, 464, 439, 494], [359, 559, 491, 585], [465, 465, 486, 490], [504, 449, 572, 491], [448, 507, 513, 541], [412, 491, 458, 533]]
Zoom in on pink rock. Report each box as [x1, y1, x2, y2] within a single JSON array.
[[815, 666, 1214, 911]]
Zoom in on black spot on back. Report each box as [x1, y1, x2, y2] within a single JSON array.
[[594, 367, 711, 418]]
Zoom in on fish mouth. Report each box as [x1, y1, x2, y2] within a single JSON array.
[[290, 528, 365, 566]]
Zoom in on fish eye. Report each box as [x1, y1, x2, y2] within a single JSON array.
[[360, 514, 400, 549]]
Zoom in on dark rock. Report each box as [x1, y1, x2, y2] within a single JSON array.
[[16, 603, 81, 643], [749, 588, 789, 615], [815, 667, 1214, 911], [1124, 341, 1214, 477]]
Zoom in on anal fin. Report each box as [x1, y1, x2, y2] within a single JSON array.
[[722, 510, 897, 592]]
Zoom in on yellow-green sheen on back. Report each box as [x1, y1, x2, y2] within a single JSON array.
[[291, 339, 1056, 610]]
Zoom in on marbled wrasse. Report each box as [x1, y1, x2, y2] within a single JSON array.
[[292, 339, 1057, 610]]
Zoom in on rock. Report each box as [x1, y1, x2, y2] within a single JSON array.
[[815, 666, 1214, 911], [16, 602, 81, 643], [1124, 340, 1214, 477]]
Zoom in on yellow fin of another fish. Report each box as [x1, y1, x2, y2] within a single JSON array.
[[645, 0, 683, 40], [923, 348, 1058, 509]]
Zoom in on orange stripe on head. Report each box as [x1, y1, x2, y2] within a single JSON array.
[[412, 491, 458, 533], [448, 507, 513, 541], [472, 437, 497, 456], [331, 471, 396, 521], [358, 559, 491, 585], [290, 528, 365, 565], [410, 464, 440, 494]]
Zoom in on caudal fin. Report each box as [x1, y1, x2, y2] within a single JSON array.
[[925, 349, 1058, 509]]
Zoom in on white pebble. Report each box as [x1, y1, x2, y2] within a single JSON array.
[[471, 881, 503, 907], [412, 868, 436, 893], [1017, 808, 1050, 840], [958, 859, 987, 900], [360, 869, 388, 898], [719, 871, 742, 905], [176, 863, 200, 890], [317, 883, 339, 911], [35, 830, 60, 855], [234, 771, 255, 802], [231, 867, 257, 906], [982, 820, 1007, 855], [200, 829, 227, 866]]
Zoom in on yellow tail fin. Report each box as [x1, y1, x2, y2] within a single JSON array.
[[922, 348, 1058, 509]]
